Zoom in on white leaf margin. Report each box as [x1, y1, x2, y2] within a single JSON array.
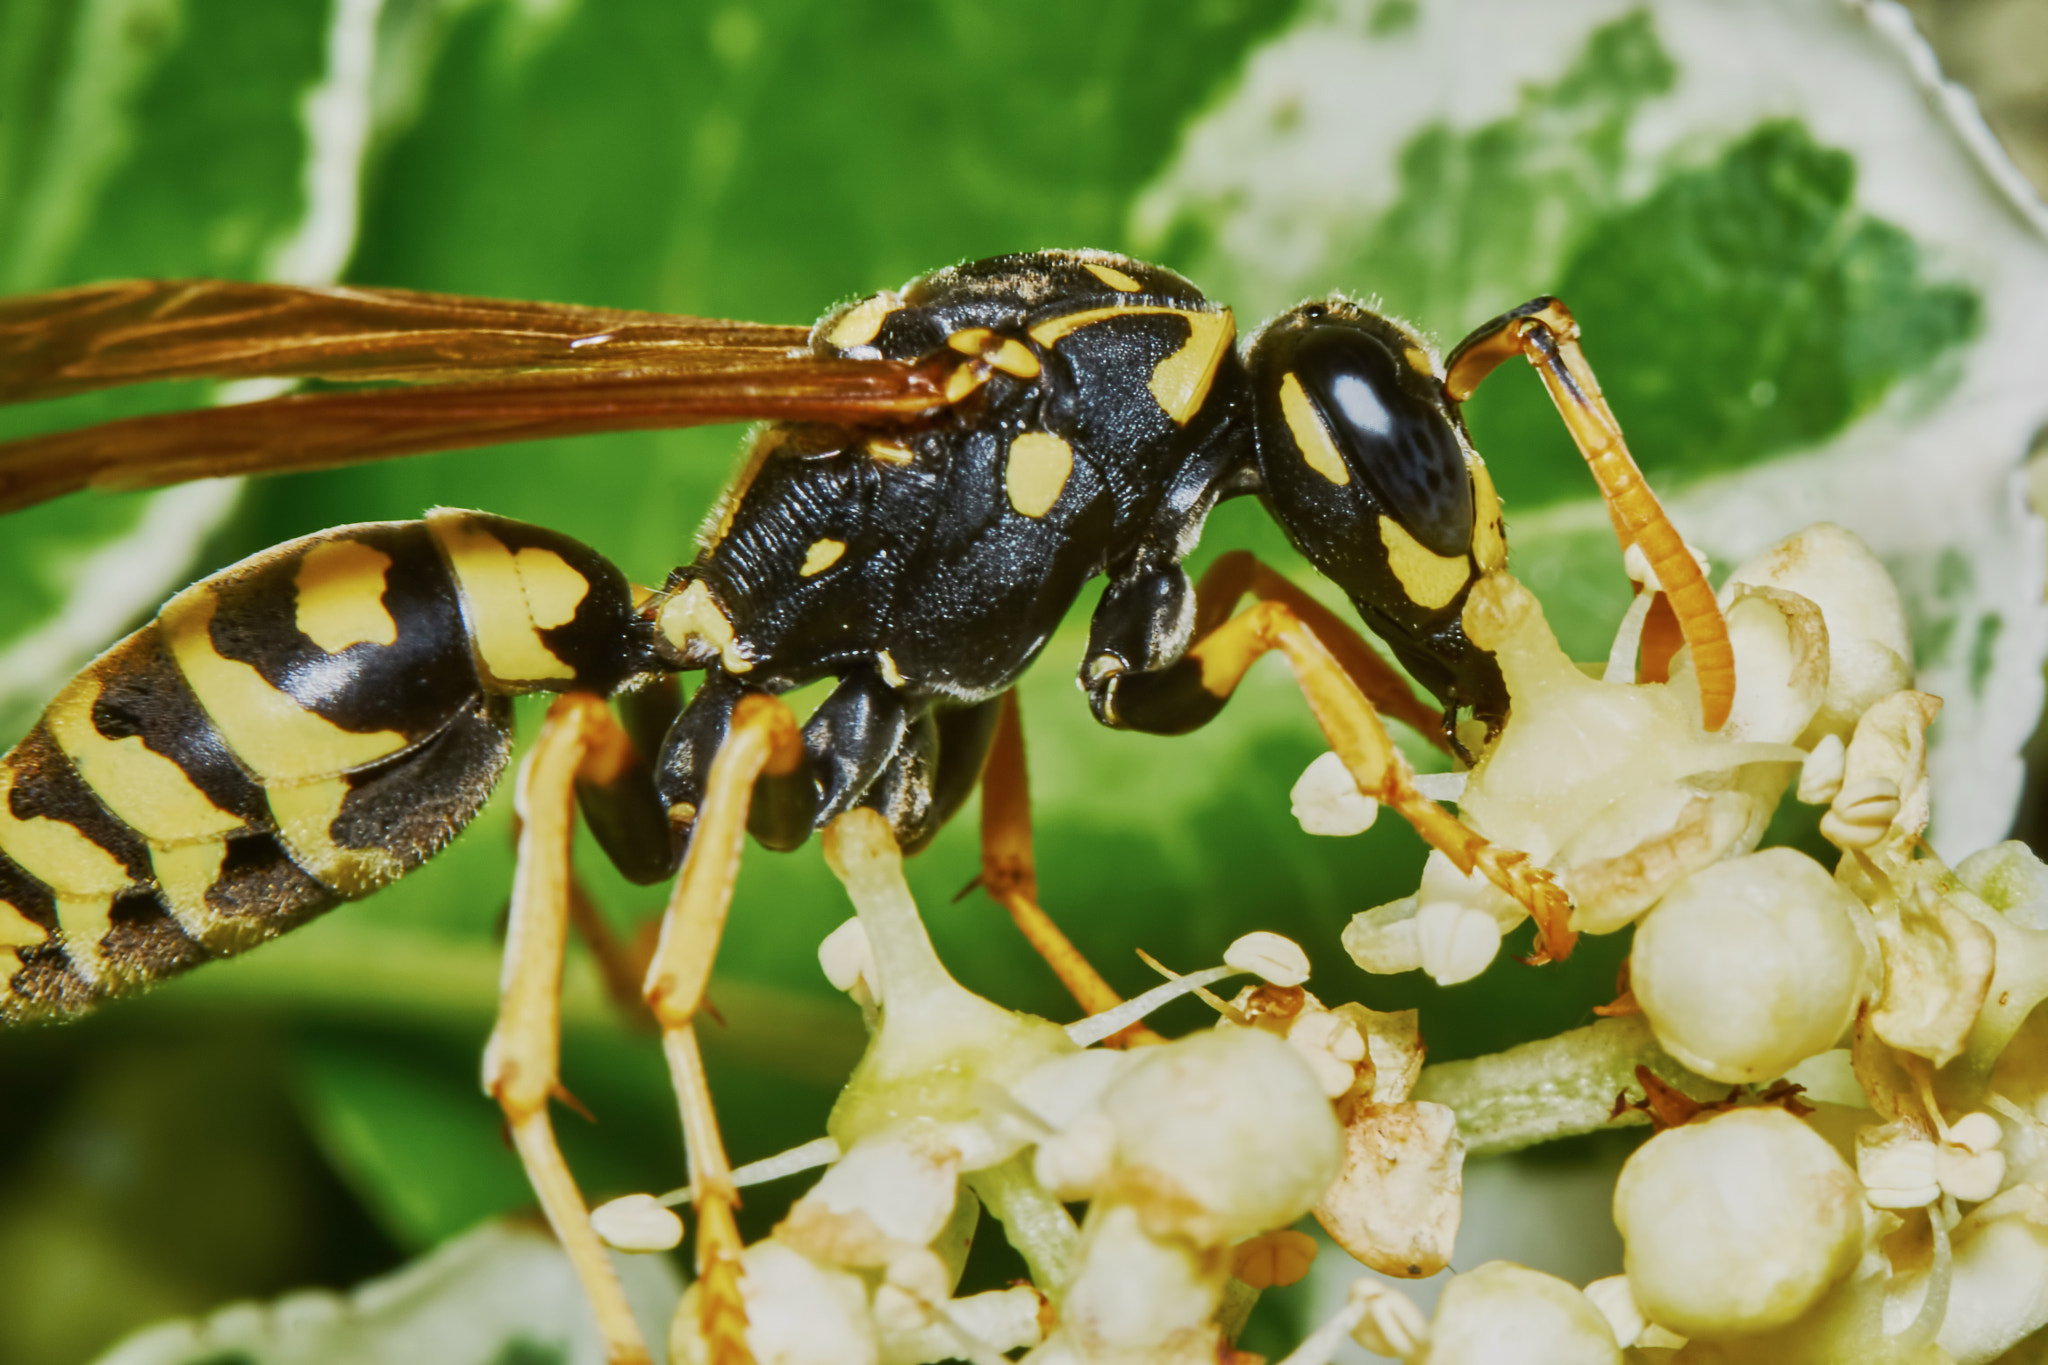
[[1137, 0, 2048, 859], [91, 1220, 681, 1365]]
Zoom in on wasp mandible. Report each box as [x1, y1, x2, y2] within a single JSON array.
[[0, 251, 1733, 1365]]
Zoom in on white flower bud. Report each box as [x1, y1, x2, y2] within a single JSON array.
[[1426, 1262, 1622, 1364], [1855, 1123, 1940, 1209], [1033, 1111, 1116, 1200], [1821, 775, 1902, 850], [1937, 1145, 2007, 1203], [1797, 732, 1846, 804], [1950, 1111, 2004, 1155], [1349, 1279, 1431, 1359], [1721, 523, 1912, 741], [589, 1193, 683, 1252], [1225, 930, 1312, 986], [1099, 1027, 1342, 1242], [873, 1248, 951, 1333], [1415, 899, 1502, 986], [1632, 849, 1868, 1083], [1581, 1275, 1645, 1347], [1615, 1108, 1862, 1337], [1290, 1008, 1366, 1064], [1288, 1009, 1367, 1096], [819, 917, 877, 995], [1291, 750, 1379, 836]]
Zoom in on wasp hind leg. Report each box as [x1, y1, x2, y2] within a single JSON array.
[[1444, 297, 1735, 730], [484, 694, 656, 1365], [1085, 557, 1576, 962]]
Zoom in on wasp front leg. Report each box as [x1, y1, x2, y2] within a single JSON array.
[[1084, 557, 1576, 961], [1444, 297, 1735, 730]]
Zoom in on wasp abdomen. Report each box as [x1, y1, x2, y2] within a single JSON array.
[[0, 512, 653, 1022]]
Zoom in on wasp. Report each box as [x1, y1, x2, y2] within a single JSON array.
[[0, 251, 1733, 1365]]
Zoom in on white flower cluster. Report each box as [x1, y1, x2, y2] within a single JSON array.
[[586, 521, 2048, 1363]]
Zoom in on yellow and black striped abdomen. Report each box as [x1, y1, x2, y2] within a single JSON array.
[[0, 510, 660, 1023]]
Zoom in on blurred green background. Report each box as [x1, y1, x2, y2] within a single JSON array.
[[0, 2, 2042, 1361]]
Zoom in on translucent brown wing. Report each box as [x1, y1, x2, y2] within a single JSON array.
[[0, 279, 952, 516], [0, 278, 820, 400]]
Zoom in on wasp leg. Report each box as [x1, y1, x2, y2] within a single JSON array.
[[1084, 554, 1449, 746], [1103, 600, 1575, 962], [484, 694, 653, 1365], [1444, 297, 1735, 731], [644, 694, 805, 1365], [975, 691, 1163, 1046]]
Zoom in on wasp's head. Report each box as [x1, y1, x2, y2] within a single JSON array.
[[1245, 299, 1511, 741]]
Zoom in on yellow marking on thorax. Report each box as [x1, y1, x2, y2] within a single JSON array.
[[947, 328, 1040, 379], [944, 365, 989, 403], [1026, 305, 1235, 425], [1469, 456, 1507, 574], [704, 428, 787, 549], [800, 539, 847, 577], [1084, 262, 1143, 292], [826, 292, 899, 349], [294, 538, 397, 653], [1147, 310, 1234, 423], [1005, 432, 1074, 518], [45, 669, 245, 844], [1378, 514, 1474, 611], [1279, 373, 1350, 485], [867, 438, 915, 466], [656, 580, 752, 674], [162, 587, 409, 781], [427, 511, 586, 686], [876, 650, 907, 689], [269, 777, 404, 898]]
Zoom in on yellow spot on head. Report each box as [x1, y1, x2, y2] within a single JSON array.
[[1403, 344, 1435, 377], [294, 539, 397, 653], [1084, 262, 1143, 292], [1378, 514, 1473, 611], [162, 589, 409, 781], [1469, 456, 1507, 574], [1279, 373, 1350, 486], [800, 539, 847, 577], [46, 659, 244, 843], [1005, 432, 1074, 518], [656, 580, 752, 674], [826, 292, 898, 349]]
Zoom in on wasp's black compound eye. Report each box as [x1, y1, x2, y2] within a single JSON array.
[[1289, 326, 1473, 558]]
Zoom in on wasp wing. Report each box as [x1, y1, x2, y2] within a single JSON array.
[[0, 278, 823, 400], [0, 279, 950, 516]]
